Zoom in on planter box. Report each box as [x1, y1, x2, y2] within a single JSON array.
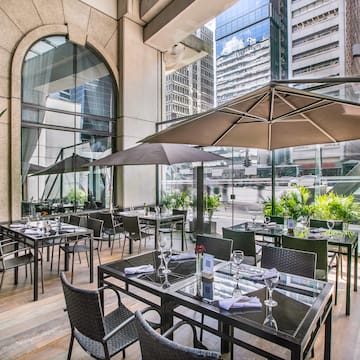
[[190, 220, 217, 234]]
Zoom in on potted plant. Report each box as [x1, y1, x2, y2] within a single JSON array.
[[203, 193, 221, 234]]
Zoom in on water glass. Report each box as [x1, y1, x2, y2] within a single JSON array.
[[264, 270, 279, 307]]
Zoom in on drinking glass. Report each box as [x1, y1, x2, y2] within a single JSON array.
[[263, 307, 278, 331], [162, 241, 172, 274], [158, 239, 166, 273], [231, 250, 244, 295], [327, 219, 335, 233], [264, 270, 279, 307], [162, 272, 171, 289], [264, 216, 270, 225]]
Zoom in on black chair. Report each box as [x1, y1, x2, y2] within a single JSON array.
[[270, 215, 285, 224], [222, 228, 261, 265], [60, 272, 138, 360], [121, 215, 148, 257], [261, 245, 316, 279], [0, 238, 44, 292], [58, 218, 102, 283], [196, 234, 233, 261], [282, 235, 339, 304], [93, 212, 123, 254], [135, 309, 222, 360], [309, 218, 343, 230], [159, 209, 187, 250]]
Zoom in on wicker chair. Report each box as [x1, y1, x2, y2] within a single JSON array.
[[309, 218, 343, 230], [135, 309, 222, 360], [261, 245, 316, 279], [60, 272, 138, 360], [0, 238, 44, 292], [121, 215, 149, 257], [196, 234, 233, 261], [58, 218, 102, 283], [282, 235, 339, 304], [222, 228, 261, 265]]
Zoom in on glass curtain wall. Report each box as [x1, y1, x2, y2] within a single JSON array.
[[161, 1, 360, 234], [21, 36, 116, 217]]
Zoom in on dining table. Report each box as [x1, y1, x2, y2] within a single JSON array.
[[118, 211, 185, 253], [1, 220, 93, 301], [226, 221, 358, 316], [98, 251, 333, 360]]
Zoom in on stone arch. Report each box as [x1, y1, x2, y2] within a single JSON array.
[[10, 24, 119, 219]]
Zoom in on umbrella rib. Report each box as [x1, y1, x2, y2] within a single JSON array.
[[268, 87, 275, 150], [221, 108, 267, 122], [275, 94, 337, 142], [213, 92, 269, 145]]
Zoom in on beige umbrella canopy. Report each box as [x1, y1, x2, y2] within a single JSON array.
[[141, 84, 360, 150]]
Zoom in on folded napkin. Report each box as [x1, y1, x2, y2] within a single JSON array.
[[24, 229, 43, 236], [308, 233, 324, 239], [10, 223, 25, 228], [124, 264, 154, 275], [310, 228, 325, 233], [265, 222, 277, 227], [248, 268, 278, 281], [218, 295, 262, 311], [171, 253, 196, 261]]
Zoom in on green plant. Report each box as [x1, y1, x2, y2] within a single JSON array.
[[161, 190, 192, 210], [262, 185, 312, 221], [312, 192, 359, 224], [65, 188, 87, 205], [204, 193, 221, 222]]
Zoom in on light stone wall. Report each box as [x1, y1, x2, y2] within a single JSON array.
[[0, 0, 161, 221]]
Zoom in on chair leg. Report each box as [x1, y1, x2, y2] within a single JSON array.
[[40, 258, 44, 294], [335, 255, 339, 306], [57, 248, 61, 274], [96, 248, 101, 265], [0, 272, 4, 290], [67, 331, 75, 360], [110, 235, 115, 255], [71, 252, 75, 284], [200, 313, 205, 342], [121, 237, 127, 258]]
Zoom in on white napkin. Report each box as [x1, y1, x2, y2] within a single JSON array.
[[124, 264, 154, 275], [249, 268, 278, 281], [266, 222, 277, 227], [171, 253, 196, 261], [10, 223, 25, 228], [24, 229, 43, 236], [308, 233, 323, 239], [218, 296, 262, 311]]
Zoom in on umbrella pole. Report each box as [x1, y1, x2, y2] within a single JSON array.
[[109, 165, 114, 212], [271, 150, 275, 215]]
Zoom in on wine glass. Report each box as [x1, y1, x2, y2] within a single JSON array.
[[327, 219, 335, 237], [162, 241, 172, 274], [231, 250, 244, 294], [162, 272, 171, 289], [158, 239, 166, 273], [264, 216, 270, 225], [264, 270, 279, 307], [263, 306, 278, 331]]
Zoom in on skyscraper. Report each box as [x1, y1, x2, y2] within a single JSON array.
[[216, 0, 288, 105], [165, 26, 214, 121]]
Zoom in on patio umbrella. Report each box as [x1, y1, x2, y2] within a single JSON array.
[[87, 143, 226, 167], [140, 84, 360, 150], [31, 153, 91, 176], [85, 143, 226, 212]]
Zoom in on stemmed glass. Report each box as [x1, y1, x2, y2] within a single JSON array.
[[231, 250, 244, 296], [263, 306, 278, 331], [157, 239, 166, 274], [327, 219, 335, 238], [264, 270, 279, 307], [161, 239, 172, 274]]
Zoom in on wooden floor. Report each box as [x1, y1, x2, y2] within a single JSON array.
[[1, 236, 360, 360]]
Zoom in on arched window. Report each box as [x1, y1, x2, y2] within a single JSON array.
[[21, 36, 116, 216]]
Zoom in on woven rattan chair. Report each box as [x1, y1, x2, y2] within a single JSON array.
[[0, 238, 44, 292], [282, 235, 339, 304], [309, 218, 343, 230], [60, 272, 138, 360], [261, 245, 316, 279], [222, 228, 261, 265], [121, 215, 148, 257], [58, 218, 102, 283], [196, 234, 233, 261], [135, 309, 222, 360]]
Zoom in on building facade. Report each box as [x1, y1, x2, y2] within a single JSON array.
[[215, 0, 288, 105]]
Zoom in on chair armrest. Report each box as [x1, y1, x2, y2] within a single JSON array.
[[97, 285, 122, 307], [1, 247, 33, 258], [163, 320, 208, 350], [103, 313, 135, 341]]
